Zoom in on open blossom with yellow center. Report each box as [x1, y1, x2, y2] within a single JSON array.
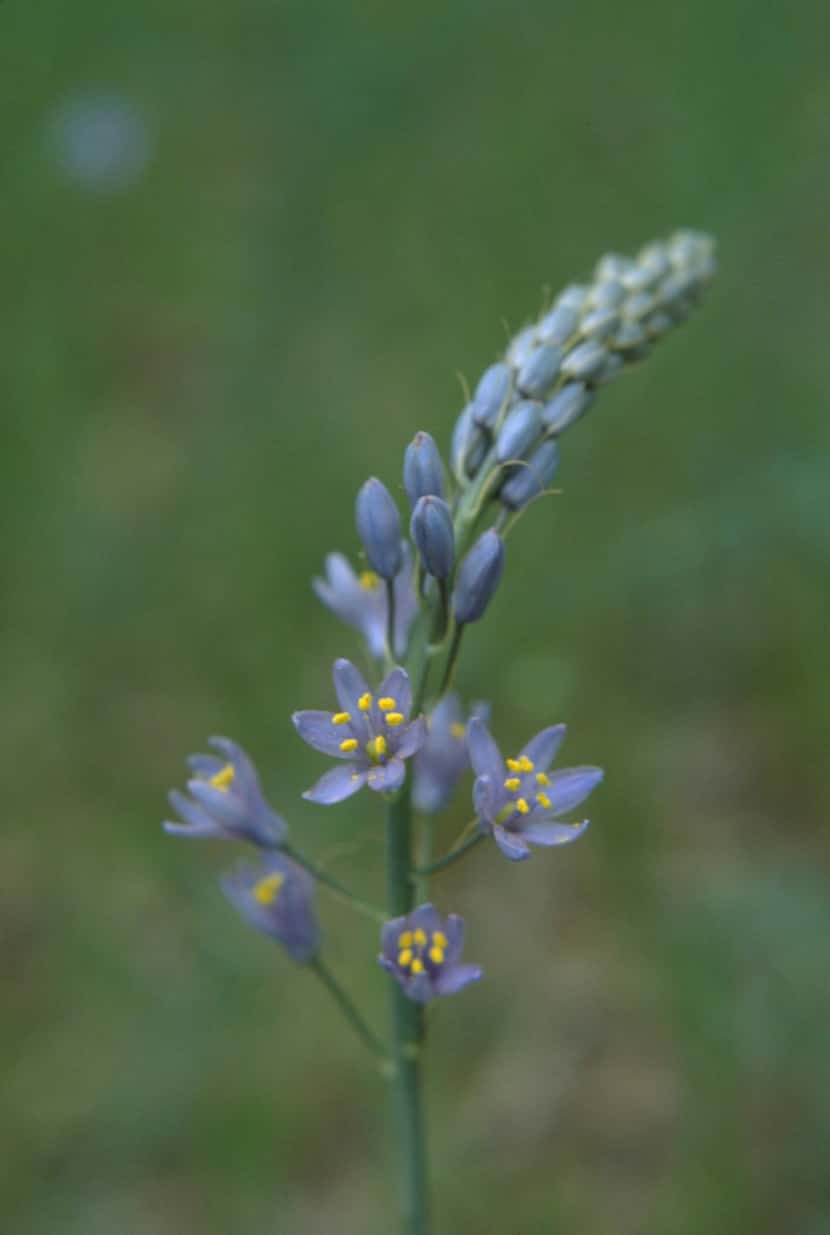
[[220, 851, 320, 964], [312, 544, 418, 662], [412, 693, 491, 815], [292, 658, 426, 804], [467, 716, 603, 861], [379, 904, 482, 1004], [164, 736, 287, 849]]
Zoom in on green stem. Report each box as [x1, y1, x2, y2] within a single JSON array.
[[386, 577, 397, 664], [437, 623, 464, 696], [414, 830, 485, 877], [309, 956, 389, 1061], [385, 785, 430, 1235], [283, 843, 386, 923]]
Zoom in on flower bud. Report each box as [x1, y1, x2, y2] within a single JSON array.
[[355, 477, 402, 580], [541, 382, 595, 434], [410, 496, 455, 580], [505, 325, 537, 370], [453, 529, 505, 624], [579, 308, 620, 341], [472, 362, 511, 429], [560, 339, 608, 381], [404, 431, 445, 506], [500, 439, 560, 511], [536, 303, 579, 347], [496, 400, 542, 462], [451, 404, 488, 482], [516, 343, 563, 399]]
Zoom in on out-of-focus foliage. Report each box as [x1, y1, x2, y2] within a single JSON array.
[[2, 2, 829, 1232]]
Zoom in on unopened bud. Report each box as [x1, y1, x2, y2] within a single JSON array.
[[453, 530, 505, 624], [404, 431, 445, 506], [355, 477, 403, 580], [410, 496, 455, 580], [500, 439, 560, 511]]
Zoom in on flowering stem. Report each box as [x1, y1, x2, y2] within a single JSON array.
[[283, 843, 387, 923], [414, 829, 485, 877], [437, 623, 464, 696], [385, 784, 430, 1235], [309, 956, 389, 1061]]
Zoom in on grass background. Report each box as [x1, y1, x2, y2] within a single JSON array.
[[2, 1, 829, 1232]]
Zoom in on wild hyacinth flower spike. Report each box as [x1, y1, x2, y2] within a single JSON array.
[[413, 694, 490, 815], [164, 736, 287, 848], [379, 904, 482, 1003], [468, 716, 603, 860], [312, 542, 417, 660], [293, 658, 426, 803], [221, 850, 321, 963]]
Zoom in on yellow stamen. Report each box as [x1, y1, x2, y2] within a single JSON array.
[[411, 958, 425, 975], [332, 711, 351, 726], [359, 570, 380, 590], [398, 931, 413, 948], [516, 797, 530, 815], [253, 872, 285, 906], [378, 697, 396, 711], [385, 712, 405, 726], [432, 930, 448, 949], [536, 792, 552, 809], [506, 757, 522, 772], [209, 763, 235, 791], [518, 755, 535, 773], [450, 722, 466, 740], [358, 692, 373, 712], [339, 737, 358, 752], [413, 928, 427, 946], [367, 734, 387, 760], [398, 949, 413, 967], [428, 947, 445, 965], [504, 776, 521, 791], [536, 772, 551, 786]]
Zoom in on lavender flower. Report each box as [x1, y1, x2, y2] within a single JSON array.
[[221, 850, 320, 963], [312, 544, 417, 661], [293, 659, 426, 803], [413, 694, 490, 815], [164, 736, 287, 848], [468, 716, 602, 860], [379, 903, 482, 1003]]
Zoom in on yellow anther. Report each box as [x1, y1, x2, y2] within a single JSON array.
[[413, 928, 427, 946], [518, 755, 535, 773], [398, 931, 414, 948], [398, 949, 413, 967], [432, 930, 448, 949], [536, 771, 551, 786], [367, 734, 387, 760], [253, 872, 285, 906], [536, 792, 552, 809], [428, 947, 445, 965], [358, 692, 373, 712], [516, 797, 530, 815], [339, 738, 358, 753], [504, 777, 521, 791], [209, 763, 235, 791], [359, 571, 380, 590], [385, 712, 405, 726], [506, 757, 522, 772], [450, 722, 466, 740], [332, 711, 351, 726], [378, 697, 397, 711], [411, 958, 425, 975]]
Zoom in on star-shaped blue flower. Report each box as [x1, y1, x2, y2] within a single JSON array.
[[293, 659, 426, 804], [468, 716, 602, 860], [164, 736, 287, 849], [221, 850, 320, 964], [379, 903, 482, 1003]]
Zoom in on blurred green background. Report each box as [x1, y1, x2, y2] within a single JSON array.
[[3, 2, 829, 1232]]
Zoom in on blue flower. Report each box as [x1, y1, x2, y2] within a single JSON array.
[[379, 903, 482, 1003], [312, 545, 417, 661], [293, 659, 426, 804], [221, 850, 320, 964], [164, 736, 287, 848], [413, 694, 490, 815], [467, 717, 602, 860]]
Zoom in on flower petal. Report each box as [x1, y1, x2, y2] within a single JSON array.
[[467, 716, 504, 782], [381, 916, 408, 961], [187, 780, 248, 827], [443, 914, 465, 964], [435, 963, 483, 997], [395, 715, 426, 759], [473, 774, 499, 825], [520, 819, 589, 846], [405, 971, 435, 1004], [167, 788, 223, 835], [519, 724, 567, 772], [492, 825, 531, 861], [545, 766, 604, 815], [378, 666, 412, 718], [292, 710, 354, 757], [366, 757, 406, 794], [303, 764, 366, 804], [332, 658, 371, 716], [408, 903, 443, 935]]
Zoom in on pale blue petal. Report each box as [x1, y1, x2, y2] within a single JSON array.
[[520, 819, 589, 846], [493, 826, 531, 861], [545, 766, 604, 815], [395, 715, 426, 759], [519, 724, 567, 772], [292, 710, 354, 757], [366, 758, 405, 794], [435, 964, 482, 997], [467, 716, 503, 782], [303, 764, 366, 804]]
